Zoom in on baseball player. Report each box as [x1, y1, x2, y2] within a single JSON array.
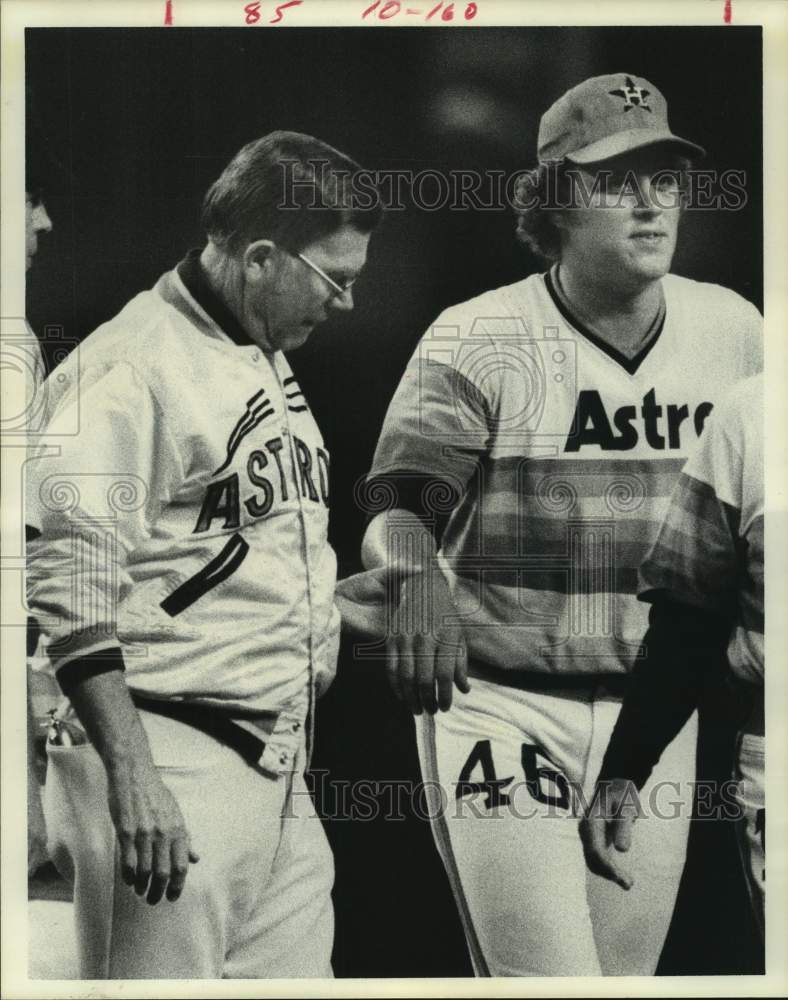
[[337, 74, 762, 976], [25, 182, 53, 274], [26, 131, 381, 979], [581, 372, 765, 938], [24, 171, 54, 877]]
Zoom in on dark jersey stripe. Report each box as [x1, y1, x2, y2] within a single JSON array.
[[161, 533, 250, 617]]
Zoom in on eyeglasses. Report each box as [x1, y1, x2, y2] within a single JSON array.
[[293, 250, 357, 300]]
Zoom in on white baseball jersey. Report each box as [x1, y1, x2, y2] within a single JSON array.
[[32, 251, 338, 979], [363, 271, 762, 977], [27, 253, 340, 733], [370, 266, 762, 675], [640, 373, 765, 934], [640, 373, 764, 685]]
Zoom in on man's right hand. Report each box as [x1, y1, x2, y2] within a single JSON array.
[[386, 568, 470, 715], [106, 757, 199, 905], [65, 667, 200, 906]]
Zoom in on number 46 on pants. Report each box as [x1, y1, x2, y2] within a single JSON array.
[[456, 739, 572, 812]]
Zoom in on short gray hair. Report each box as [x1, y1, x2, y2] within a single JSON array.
[[201, 130, 382, 255]]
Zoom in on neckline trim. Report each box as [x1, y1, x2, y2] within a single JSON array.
[[177, 248, 256, 348], [544, 267, 665, 376]]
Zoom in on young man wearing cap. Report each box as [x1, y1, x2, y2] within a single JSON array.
[[337, 74, 762, 976]]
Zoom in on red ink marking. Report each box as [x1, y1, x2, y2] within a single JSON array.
[[270, 0, 303, 22], [724, 0, 731, 21], [244, 1, 261, 23], [164, 0, 173, 24], [362, 0, 475, 23]]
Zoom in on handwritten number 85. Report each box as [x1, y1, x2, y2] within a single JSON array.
[[244, 1, 303, 24]]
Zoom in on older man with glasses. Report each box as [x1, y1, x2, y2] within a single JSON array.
[[26, 130, 382, 980]]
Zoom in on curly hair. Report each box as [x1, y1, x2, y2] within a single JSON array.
[[513, 162, 572, 262]]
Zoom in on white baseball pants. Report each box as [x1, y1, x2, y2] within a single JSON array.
[[43, 708, 334, 979], [415, 675, 697, 977]]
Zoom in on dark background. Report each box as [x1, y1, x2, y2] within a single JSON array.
[[27, 26, 763, 978]]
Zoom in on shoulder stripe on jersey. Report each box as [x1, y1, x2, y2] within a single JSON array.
[[161, 533, 250, 617], [544, 270, 665, 376], [282, 376, 308, 412], [639, 473, 741, 612], [215, 393, 274, 475], [227, 399, 273, 455], [226, 390, 268, 452]]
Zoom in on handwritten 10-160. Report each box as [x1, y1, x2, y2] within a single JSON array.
[[362, 1, 478, 19]]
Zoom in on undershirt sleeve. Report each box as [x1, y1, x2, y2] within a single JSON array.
[[597, 598, 729, 790]]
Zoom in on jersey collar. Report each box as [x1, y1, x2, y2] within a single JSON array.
[[177, 248, 256, 348], [544, 266, 665, 376]]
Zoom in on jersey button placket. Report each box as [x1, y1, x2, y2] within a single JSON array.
[[273, 358, 318, 763]]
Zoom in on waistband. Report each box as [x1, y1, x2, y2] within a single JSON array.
[[467, 658, 631, 696], [131, 693, 275, 768]]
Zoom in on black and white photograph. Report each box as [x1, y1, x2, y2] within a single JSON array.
[[2, 0, 787, 995]]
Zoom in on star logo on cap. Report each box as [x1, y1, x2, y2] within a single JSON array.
[[609, 76, 652, 112]]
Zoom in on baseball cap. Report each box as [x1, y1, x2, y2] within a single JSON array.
[[537, 73, 705, 165]]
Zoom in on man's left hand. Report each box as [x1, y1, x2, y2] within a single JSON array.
[[579, 777, 639, 890]]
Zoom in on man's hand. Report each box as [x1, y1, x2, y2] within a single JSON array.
[[65, 668, 200, 905], [106, 757, 199, 905], [579, 777, 640, 890], [360, 508, 470, 714], [386, 568, 469, 715], [334, 566, 390, 640]]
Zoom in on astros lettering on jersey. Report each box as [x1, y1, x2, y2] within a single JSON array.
[[27, 252, 340, 744], [369, 265, 763, 675]]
